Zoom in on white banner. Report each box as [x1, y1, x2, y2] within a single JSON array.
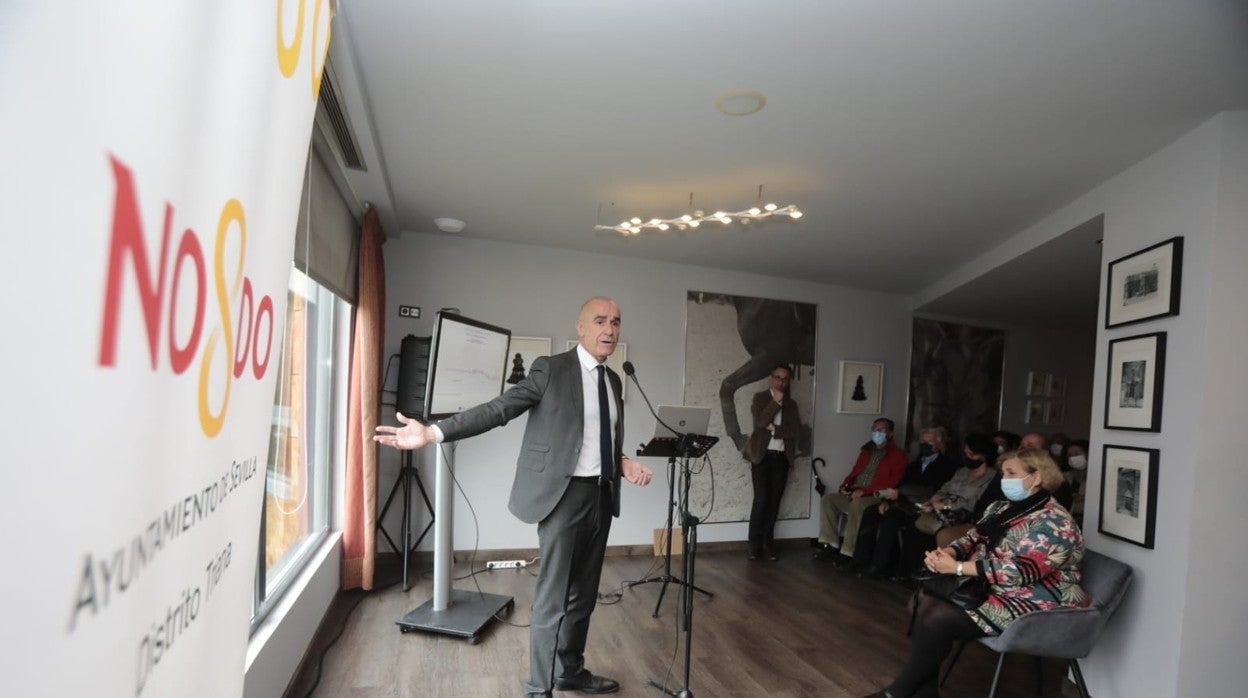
[[0, 2, 330, 696]]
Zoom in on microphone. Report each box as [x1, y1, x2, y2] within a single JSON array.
[[622, 361, 683, 438]]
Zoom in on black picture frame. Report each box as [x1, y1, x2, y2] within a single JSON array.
[[1105, 236, 1183, 329], [1099, 444, 1160, 549], [1104, 331, 1166, 432]]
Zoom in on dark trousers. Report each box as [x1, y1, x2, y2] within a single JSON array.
[[748, 452, 789, 552], [523, 481, 612, 695], [868, 506, 934, 577], [888, 591, 987, 697]]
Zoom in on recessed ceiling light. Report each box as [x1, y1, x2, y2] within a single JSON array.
[[434, 217, 466, 233], [714, 89, 766, 116]]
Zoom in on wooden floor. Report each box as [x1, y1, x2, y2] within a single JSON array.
[[286, 545, 1078, 698]]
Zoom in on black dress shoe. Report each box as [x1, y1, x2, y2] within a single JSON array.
[[812, 544, 839, 560], [832, 555, 861, 572], [747, 548, 760, 560], [554, 671, 620, 694]]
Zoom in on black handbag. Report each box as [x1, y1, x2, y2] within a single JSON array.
[[913, 568, 989, 610]]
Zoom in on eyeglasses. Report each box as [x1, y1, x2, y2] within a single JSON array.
[[771, 374, 790, 381]]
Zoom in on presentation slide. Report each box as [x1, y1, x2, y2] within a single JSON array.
[[428, 317, 510, 416]]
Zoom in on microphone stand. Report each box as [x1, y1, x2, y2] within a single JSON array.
[[623, 363, 713, 618]]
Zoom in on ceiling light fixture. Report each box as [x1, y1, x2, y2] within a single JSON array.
[[595, 202, 802, 237], [714, 89, 766, 116], [433, 217, 466, 233]]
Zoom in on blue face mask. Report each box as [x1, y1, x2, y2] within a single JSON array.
[[1001, 476, 1032, 502], [870, 431, 888, 446]]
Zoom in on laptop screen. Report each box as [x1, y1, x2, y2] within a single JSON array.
[[653, 405, 711, 438]]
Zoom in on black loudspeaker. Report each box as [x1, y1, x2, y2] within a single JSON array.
[[396, 335, 432, 419]]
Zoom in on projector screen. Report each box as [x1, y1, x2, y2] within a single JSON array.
[[424, 311, 512, 421]]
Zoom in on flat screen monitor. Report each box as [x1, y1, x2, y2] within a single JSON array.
[[423, 311, 512, 421]]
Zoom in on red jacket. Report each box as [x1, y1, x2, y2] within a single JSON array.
[[839, 441, 908, 494]]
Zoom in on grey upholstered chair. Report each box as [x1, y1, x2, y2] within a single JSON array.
[[941, 549, 1134, 697]]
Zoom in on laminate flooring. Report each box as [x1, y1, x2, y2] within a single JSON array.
[[286, 547, 1078, 698]]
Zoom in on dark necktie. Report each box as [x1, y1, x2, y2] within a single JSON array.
[[597, 365, 614, 481]]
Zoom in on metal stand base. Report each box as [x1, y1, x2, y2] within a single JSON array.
[[396, 590, 514, 645]]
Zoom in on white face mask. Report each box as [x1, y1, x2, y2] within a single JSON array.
[[1068, 454, 1088, 470]]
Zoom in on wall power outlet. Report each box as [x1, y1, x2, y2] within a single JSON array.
[[486, 559, 527, 570]]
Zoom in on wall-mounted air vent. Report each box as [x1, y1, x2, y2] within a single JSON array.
[[316, 60, 366, 171]]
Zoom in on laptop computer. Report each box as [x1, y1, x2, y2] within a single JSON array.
[[653, 405, 711, 438]]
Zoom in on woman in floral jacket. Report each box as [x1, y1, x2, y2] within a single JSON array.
[[864, 448, 1088, 698]]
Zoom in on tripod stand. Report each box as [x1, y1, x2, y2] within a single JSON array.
[[627, 452, 713, 617], [646, 454, 703, 697], [377, 450, 434, 591]]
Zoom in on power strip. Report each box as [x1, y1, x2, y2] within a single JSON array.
[[486, 559, 528, 570]]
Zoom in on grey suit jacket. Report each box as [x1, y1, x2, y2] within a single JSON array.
[[436, 349, 625, 524]]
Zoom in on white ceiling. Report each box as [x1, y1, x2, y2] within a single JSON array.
[[328, 0, 1248, 313]]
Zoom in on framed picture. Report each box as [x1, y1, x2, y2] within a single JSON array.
[[1025, 400, 1046, 424], [1046, 374, 1067, 397], [565, 340, 628, 398], [837, 360, 883, 414], [506, 337, 551, 387], [1045, 401, 1065, 425], [1105, 332, 1166, 431], [1099, 444, 1160, 549], [1105, 236, 1183, 329], [1025, 371, 1048, 396]]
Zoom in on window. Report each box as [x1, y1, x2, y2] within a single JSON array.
[[253, 266, 345, 623]]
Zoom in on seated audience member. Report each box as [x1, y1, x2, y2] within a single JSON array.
[[1020, 431, 1047, 451], [863, 434, 997, 579], [862, 448, 1088, 698], [814, 418, 907, 565], [991, 430, 1020, 457], [1048, 432, 1071, 465], [849, 426, 958, 571]]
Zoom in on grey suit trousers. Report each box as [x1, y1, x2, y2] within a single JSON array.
[[523, 480, 613, 694]]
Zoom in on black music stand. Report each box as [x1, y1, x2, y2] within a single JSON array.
[[377, 450, 434, 591], [628, 434, 716, 617], [646, 441, 708, 697]]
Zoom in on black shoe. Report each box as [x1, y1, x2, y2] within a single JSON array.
[[859, 566, 885, 580], [832, 555, 861, 572], [812, 544, 839, 560], [554, 671, 620, 694], [747, 549, 760, 560], [764, 546, 778, 561]]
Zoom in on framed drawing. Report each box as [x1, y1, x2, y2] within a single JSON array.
[[1105, 332, 1166, 431], [1026, 371, 1048, 396], [837, 361, 883, 414], [1046, 374, 1067, 397], [506, 337, 551, 387], [1099, 444, 1159, 549], [1105, 236, 1183, 328], [1025, 400, 1046, 424], [565, 340, 628, 398], [1045, 401, 1065, 425]]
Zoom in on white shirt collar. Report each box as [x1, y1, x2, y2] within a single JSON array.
[[575, 343, 604, 372]]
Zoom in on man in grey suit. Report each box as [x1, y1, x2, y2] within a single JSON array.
[[375, 297, 653, 697]]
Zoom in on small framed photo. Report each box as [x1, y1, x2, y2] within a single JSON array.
[[1045, 401, 1065, 425], [1105, 236, 1183, 329], [1025, 371, 1048, 396], [506, 337, 551, 387], [566, 340, 628, 398], [1046, 374, 1067, 397], [1105, 332, 1166, 432], [1099, 444, 1160, 549], [836, 360, 883, 414], [1025, 400, 1046, 424]]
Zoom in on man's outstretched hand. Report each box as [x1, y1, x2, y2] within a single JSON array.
[[374, 412, 436, 450], [621, 457, 653, 486]]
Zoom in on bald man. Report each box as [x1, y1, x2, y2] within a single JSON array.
[[377, 297, 653, 697]]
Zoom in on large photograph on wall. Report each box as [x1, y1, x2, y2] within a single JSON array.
[[684, 291, 817, 523], [906, 318, 1005, 449]]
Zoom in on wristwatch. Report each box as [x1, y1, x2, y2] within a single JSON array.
[[955, 562, 964, 577]]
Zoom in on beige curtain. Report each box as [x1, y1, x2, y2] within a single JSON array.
[[341, 206, 384, 590]]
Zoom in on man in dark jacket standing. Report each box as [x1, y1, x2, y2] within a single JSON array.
[[742, 363, 802, 561]]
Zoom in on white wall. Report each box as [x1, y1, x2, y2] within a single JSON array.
[[918, 111, 1247, 697], [1174, 111, 1248, 696], [379, 233, 914, 551]]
